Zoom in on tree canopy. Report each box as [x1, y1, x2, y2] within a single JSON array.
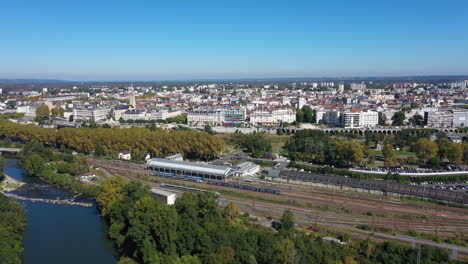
[[0, 119, 224, 160]]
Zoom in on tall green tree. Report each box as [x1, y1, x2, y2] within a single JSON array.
[[223, 202, 240, 224], [24, 154, 45, 176], [391, 111, 406, 126], [382, 144, 397, 166], [97, 177, 125, 216], [413, 138, 438, 162], [280, 210, 295, 233], [302, 107, 314, 123], [336, 141, 365, 166], [35, 104, 50, 121], [295, 109, 304, 123]]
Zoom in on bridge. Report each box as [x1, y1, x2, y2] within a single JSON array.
[[0, 147, 22, 154], [279, 127, 468, 135]]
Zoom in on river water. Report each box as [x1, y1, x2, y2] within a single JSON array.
[[3, 159, 116, 264]]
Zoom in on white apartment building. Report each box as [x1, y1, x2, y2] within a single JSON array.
[[343, 110, 378, 128], [425, 111, 453, 128], [351, 83, 366, 90], [250, 106, 296, 126], [71, 106, 111, 121], [187, 107, 245, 126], [453, 111, 468, 127], [122, 109, 147, 120], [147, 109, 182, 120], [360, 110, 379, 127], [16, 105, 38, 118], [338, 84, 345, 93]]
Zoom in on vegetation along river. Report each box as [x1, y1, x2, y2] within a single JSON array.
[[3, 159, 116, 264]]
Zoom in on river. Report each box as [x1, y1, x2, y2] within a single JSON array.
[[2, 159, 116, 264]]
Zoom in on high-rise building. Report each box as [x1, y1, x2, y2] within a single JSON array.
[[342, 110, 378, 128]]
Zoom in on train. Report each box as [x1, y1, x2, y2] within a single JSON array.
[[207, 180, 282, 195], [160, 183, 220, 196], [150, 171, 205, 183]]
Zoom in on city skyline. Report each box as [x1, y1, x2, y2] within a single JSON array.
[[1, 0, 468, 80]]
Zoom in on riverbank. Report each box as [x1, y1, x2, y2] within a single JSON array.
[[2, 158, 116, 264], [0, 173, 25, 191]]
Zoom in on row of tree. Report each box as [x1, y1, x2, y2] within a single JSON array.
[[96, 178, 458, 264], [0, 119, 224, 161], [382, 137, 468, 167]]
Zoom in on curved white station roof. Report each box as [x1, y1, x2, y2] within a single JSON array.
[[147, 158, 234, 177]]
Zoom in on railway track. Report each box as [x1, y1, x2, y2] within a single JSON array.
[[89, 158, 468, 236]]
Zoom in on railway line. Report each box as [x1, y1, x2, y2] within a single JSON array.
[[89, 158, 468, 237]]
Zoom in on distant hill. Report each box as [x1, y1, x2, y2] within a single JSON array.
[[0, 79, 70, 84], [0, 75, 467, 84]]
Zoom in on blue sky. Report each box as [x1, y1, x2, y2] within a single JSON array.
[[1, 0, 467, 80]]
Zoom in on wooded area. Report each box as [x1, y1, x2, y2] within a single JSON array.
[[96, 178, 460, 264]]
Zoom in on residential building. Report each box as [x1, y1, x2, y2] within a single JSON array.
[[342, 110, 378, 128], [122, 109, 147, 121], [71, 106, 111, 121], [187, 107, 246, 126], [147, 109, 182, 120], [453, 111, 468, 127], [250, 106, 296, 126], [425, 111, 453, 128]]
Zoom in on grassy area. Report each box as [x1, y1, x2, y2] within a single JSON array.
[[400, 196, 468, 210], [263, 134, 291, 154], [370, 150, 416, 156], [404, 229, 468, 247], [254, 160, 277, 167]]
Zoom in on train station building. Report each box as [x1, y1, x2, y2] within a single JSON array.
[[146, 158, 235, 180]]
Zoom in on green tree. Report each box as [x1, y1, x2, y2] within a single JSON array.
[[410, 102, 419, 109], [302, 107, 314, 123], [223, 202, 240, 224], [391, 111, 405, 126], [408, 114, 424, 126], [295, 109, 304, 123], [51, 107, 64, 117], [24, 154, 45, 176], [95, 143, 105, 156], [436, 138, 451, 160], [447, 143, 463, 164], [378, 112, 387, 126], [271, 238, 297, 264], [70, 157, 89, 176], [336, 141, 365, 166], [382, 144, 397, 166], [117, 257, 139, 264], [413, 138, 438, 162], [280, 210, 295, 233], [97, 177, 125, 216], [0, 195, 26, 264], [35, 104, 50, 121]]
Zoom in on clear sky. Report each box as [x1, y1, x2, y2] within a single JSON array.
[[1, 0, 467, 81]]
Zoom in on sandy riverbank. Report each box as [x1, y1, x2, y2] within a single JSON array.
[[1, 173, 26, 192]]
